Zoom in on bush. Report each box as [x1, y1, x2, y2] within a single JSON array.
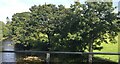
[[17, 56, 45, 64]]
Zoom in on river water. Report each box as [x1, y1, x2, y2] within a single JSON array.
[[2, 40, 16, 63], [1, 40, 46, 64]]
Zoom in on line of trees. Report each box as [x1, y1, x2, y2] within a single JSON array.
[[3, 2, 120, 63], [0, 21, 10, 40]]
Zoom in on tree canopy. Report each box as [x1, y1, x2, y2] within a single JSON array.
[[8, 2, 119, 51]]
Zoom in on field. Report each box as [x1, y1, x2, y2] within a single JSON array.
[[94, 36, 119, 62]]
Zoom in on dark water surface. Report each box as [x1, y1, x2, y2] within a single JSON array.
[[2, 40, 46, 64], [2, 40, 16, 63]]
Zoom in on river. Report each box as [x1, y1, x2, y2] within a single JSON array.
[[1, 40, 46, 64], [2, 40, 16, 64]]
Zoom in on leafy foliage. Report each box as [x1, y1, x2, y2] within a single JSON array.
[[0, 21, 10, 38], [8, 2, 119, 51]]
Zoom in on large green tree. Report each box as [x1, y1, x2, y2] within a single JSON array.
[[8, 2, 119, 63], [9, 2, 119, 51], [26, 4, 71, 51], [66, 2, 119, 63]]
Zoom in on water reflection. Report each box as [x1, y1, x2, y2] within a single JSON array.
[[2, 40, 16, 63], [2, 53, 16, 62], [0, 40, 2, 64], [0, 52, 2, 64], [2, 40, 46, 63], [3, 40, 14, 51]]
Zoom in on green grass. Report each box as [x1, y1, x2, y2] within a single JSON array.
[[93, 37, 119, 62]]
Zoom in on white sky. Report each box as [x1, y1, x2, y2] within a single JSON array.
[[0, 0, 119, 23]]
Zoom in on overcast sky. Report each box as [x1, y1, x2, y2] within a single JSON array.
[[0, 0, 119, 23]]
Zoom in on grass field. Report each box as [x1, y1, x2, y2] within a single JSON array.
[[94, 36, 119, 62]]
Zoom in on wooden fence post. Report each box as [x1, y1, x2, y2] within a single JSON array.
[[46, 53, 50, 64], [88, 41, 93, 64]]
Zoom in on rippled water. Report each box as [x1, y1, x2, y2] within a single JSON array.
[[0, 41, 2, 64], [2, 40, 16, 63], [1, 40, 47, 64], [2, 53, 16, 62]]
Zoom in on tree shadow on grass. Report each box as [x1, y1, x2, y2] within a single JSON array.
[[92, 57, 118, 64]]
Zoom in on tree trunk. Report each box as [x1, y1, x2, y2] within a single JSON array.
[[88, 41, 93, 64]]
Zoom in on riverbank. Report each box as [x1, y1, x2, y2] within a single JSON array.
[[94, 37, 118, 62]]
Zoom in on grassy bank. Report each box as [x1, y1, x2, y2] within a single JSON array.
[[94, 36, 119, 62], [94, 42, 118, 62]]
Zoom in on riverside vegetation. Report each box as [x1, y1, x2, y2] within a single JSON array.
[[1, 2, 120, 63]]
